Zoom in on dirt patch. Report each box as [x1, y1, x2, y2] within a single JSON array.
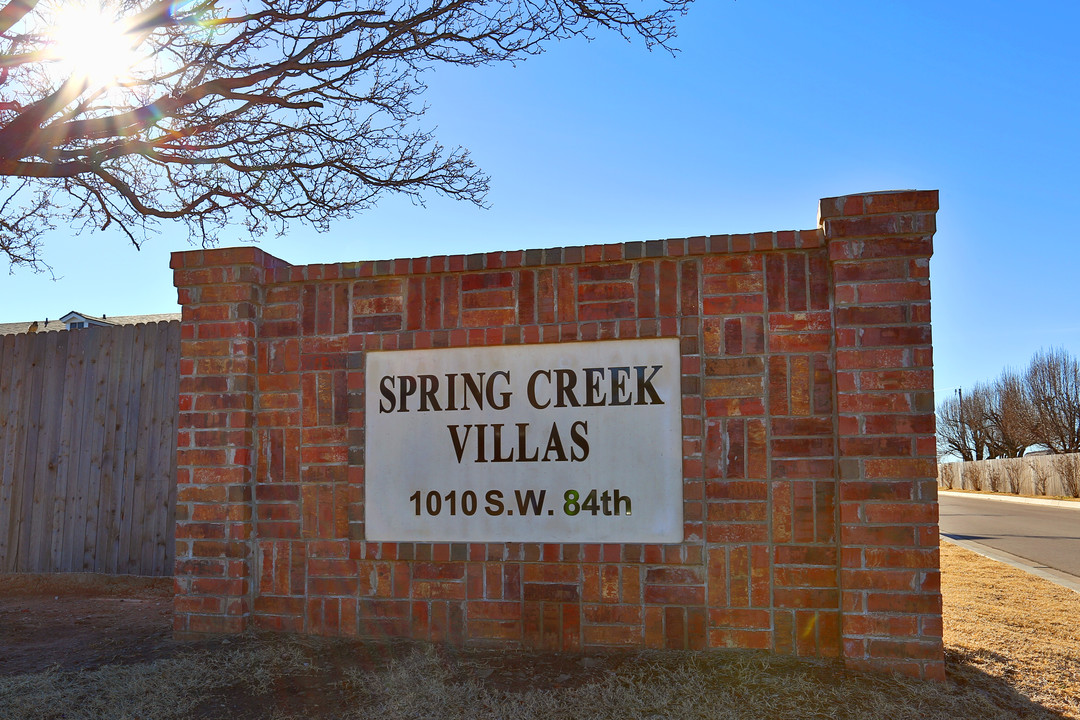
[[0, 574, 177, 676]]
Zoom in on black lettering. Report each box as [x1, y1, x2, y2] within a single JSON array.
[[583, 368, 607, 406], [541, 422, 568, 462], [445, 373, 458, 410], [613, 489, 631, 515], [426, 491, 442, 515], [517, 423, 539, 462], [609, 366, 631, 406], [379, 376, 396, 413], [554, 368, 581, 407], [492, 424, 514, 462], [581, 489, 600, 515], [600, 490, 612, 516], [419, 375, 442, 411], [635, 365, 664, 405], [570, 420, 589, 461], [485, 490, 504, 516], [447, 425, 472, 463], [527, 370, 551, 409], [397, 375, 417, 412], [462, 490, 477, 515], [487, 370, 512, 410], [514, 489, 547, 516], [475, 423, 488, 462], [461, 372, 485, 410]]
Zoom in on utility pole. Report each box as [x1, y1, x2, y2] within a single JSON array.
[[957, 387, 970, 461]]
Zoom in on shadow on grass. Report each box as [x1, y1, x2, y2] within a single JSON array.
[[2, 635, 1070, 720], [946, 646, 1074, 720]]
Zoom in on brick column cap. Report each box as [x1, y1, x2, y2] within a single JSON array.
[[170, 247, 293, 272], [819, 190, 939, 225]]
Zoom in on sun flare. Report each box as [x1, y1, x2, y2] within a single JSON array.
[[48, 3, 143, 89]]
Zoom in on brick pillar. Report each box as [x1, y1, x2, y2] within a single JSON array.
[[822, 190, 944, 680], [171, 247, 284, 634]]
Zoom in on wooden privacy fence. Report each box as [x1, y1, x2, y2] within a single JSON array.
[[0, 321, 180, 575], [938, 453, 1080, 497]]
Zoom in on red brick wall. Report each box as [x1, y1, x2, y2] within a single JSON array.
[[171, 190, 943, 679]]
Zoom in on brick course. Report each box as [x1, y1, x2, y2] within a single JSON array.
[[172, 190, 943, 679]]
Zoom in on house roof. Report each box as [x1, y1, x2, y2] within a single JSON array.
[[0, 311, 181, 336]]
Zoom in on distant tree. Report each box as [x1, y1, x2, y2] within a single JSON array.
[[937, 384, 996, 461], [1026, 348, 1080, 454], [0, 0, 692, 269], [937, 391, 973, 461], [983, 370, 1036, 458], [941, 347, 1080, 461]]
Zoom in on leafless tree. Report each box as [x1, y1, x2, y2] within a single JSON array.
[[937, 462, 957, 489], [937, 384, 997, 461], [937, 392, 975, 461], [1026, 348, 1080, 454], [938, 367, 1041, 461], [0, 0, 692, 269], [963, 462, 983, 492], [1003, 459, 1023, 494], [1030, 458, 1051, 496], [986, 463, 1003, 493], [1053, 454, 1080, 498], [984, 370, 1037, 458], [936, 395, 967, 460]]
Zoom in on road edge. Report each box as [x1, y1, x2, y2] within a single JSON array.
[[938, 489, 1080, 510]]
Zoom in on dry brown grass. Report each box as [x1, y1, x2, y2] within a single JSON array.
[[941, 541, 1080, 718], [0, 572, 172, 598], [0, 546, 1076, 719], [941, 488, 1080, 503], [0, 638, 1060, 720]]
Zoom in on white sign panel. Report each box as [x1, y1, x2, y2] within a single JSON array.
[[364, 338, 683, 542]]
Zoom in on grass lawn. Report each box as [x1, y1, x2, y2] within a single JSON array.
[[0, 542, 1076, 720]]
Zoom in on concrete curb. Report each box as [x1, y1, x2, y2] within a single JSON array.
[[938, 489, 1080, 510], [941, 536, 1080, 595]]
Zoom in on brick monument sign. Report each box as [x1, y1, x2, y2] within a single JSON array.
[[171, 190, 943, 679]]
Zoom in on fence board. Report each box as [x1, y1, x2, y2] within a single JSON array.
[[49, 331, 81, 569], [125, 323, 154, 574], [0, 332, 22, 565], [64, 329, 97, 572], [82, 327, 112, 572], [28, 332, 66, 570], [100, 323, 130, 572], [157, 323, 181, 574], [142, 322, 173, 574], [15, 333, 45, 571], [114, 323, 142, 574], [939, 454, 1080, 497], [0, 322, 180, 575]]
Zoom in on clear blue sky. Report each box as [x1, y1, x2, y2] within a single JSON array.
[[1, 1, 1077, 401]]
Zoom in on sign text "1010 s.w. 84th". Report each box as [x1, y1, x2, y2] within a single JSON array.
[[363, 338, 683, 543]]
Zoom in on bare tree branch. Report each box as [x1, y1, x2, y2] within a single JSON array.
[[0, 0, 693, 269], [939, 348, 1080, 460], [1027, 347, 1080, 454]]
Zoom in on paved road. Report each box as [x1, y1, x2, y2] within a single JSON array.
[[938, 493, 1080, 581]]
